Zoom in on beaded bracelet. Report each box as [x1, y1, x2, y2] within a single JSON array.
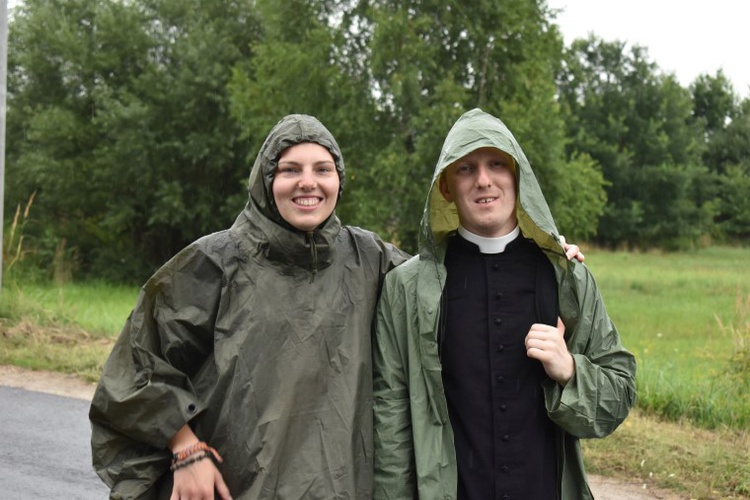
[[172, 441, 223, 464], [170, 450, 212, 471]]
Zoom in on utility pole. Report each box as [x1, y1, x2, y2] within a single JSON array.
[[0, 0, 7, 295]]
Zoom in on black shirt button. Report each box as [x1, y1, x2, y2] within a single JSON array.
[[494, 317, 502, 325], [499, 404, 507, 412], [495, 291, 503, 299], [502, 434, 510, 442], [492, 263, 499, 270], [497, 344, 505, 352], [496, 375, 505, 383], [500, 465, 509, 473]]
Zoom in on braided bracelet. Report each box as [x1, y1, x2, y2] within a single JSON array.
[[172, 441, 223, 464], [170, 450, 212, 471]]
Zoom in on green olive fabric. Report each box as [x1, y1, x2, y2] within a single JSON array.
[[89, 114, 408, 499], [372, 109, 637, 499]]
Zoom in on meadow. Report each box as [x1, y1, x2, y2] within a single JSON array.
[[586, 246, 750, 430], [1, 246, 749, 497]]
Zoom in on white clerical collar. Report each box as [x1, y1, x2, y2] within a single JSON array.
[[458, 225, 520, 254]]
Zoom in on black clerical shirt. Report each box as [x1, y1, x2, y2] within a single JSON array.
[[440, 233, 559, 500]]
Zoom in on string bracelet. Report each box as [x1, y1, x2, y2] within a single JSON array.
[[170, 451, 211, 471], [172, 441, 223, 464]]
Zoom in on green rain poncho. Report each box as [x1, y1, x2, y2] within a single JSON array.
[[372, 109, 637, 499], [90, 114, 408, 499]]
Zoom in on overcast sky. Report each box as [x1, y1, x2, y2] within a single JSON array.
[[548, 0, 750, 98]]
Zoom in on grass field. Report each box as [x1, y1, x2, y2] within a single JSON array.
[[0, 280, 137, 380], [1, 246, 749, 497], [585, 246, 750, 430]]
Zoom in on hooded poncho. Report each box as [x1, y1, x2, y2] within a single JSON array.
[[372, 109, 637, 499], [90, 114, 408, 499]]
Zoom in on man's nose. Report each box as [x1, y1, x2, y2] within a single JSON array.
[[475, 164, 491, 187]]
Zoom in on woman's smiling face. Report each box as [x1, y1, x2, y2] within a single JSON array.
[[272, 142, 340, 232]]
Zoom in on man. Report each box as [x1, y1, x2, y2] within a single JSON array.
[[372, 108, 636, 499]]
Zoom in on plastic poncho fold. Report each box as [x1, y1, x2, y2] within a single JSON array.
[[90, 114, 408, 499], [372, 108, 637, 500]]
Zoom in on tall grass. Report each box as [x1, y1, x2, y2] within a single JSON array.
[[585, 246, 750, 429], [1, 281, 137, 336], [0, 281, 138, 381]]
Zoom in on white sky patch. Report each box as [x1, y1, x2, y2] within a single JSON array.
[[548, 0, 750, 98]]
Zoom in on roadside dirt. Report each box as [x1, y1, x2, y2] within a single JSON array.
[[0, 364, 682, 499]]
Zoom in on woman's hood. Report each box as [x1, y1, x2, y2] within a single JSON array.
[[247, 114, 346, 229], [234, 114, 345, 274], [419, 108, 560, 259]]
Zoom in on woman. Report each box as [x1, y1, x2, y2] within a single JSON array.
[[89, 114, 408, 499]]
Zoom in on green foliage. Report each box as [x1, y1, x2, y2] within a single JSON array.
[[716, 164, 750, 240], [7, 0, 258, 282], [343, 0, 572, 251], [550, 152, 607, 241], [4, 0, 750, 282], [697, 94, 750, 241], [558, 37, 714, 249], [690, 71, 738, 137]]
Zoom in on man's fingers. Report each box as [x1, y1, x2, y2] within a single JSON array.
[[565, 244, 585, 262], [557, 317, 565, 337]]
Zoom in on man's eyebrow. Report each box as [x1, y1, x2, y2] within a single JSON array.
[[278, 159, 335, 165]]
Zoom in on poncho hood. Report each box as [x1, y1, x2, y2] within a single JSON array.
[[420, 108, 560, 261], [236, 114, 346, 275]]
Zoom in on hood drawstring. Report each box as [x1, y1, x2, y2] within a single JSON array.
[[306, 231, 318, 283]]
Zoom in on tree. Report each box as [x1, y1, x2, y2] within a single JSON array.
[[693, 75, 750, 241], [7, 0, 260, 281], [558, 36, 709, 248], [7, 0, 152, 278], [343, 0, 602, 250], [691, 70, 737, 140]]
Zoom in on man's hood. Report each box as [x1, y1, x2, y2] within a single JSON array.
[[247, 114, 346, 230], [419, 108, 560, 260]]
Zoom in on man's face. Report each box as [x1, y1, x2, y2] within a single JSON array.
[[273, 142, 340, 231], [439, 147, 517, 238]]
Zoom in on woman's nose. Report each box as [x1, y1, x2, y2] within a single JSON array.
[[298, 168, 316, 189]]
